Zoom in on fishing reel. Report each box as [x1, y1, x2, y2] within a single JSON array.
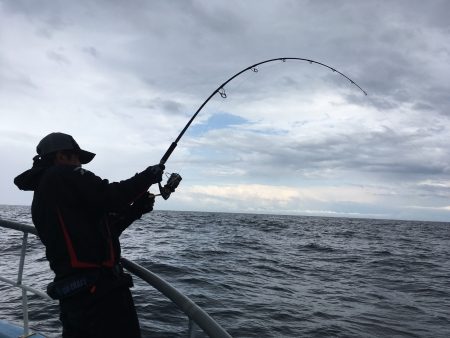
[[158, 172, 182, 200]]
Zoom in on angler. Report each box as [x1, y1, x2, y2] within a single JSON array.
[[14, 132, 171, 337]]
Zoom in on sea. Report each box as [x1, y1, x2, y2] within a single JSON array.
[[0, 205, 449, 338]]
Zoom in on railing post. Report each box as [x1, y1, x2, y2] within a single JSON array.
[[188, 318, 196, 338], [17, 232, 30, 337], [121, 258, 232, 338]]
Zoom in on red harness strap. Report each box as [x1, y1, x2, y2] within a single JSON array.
[[57, 208, 115, 268]]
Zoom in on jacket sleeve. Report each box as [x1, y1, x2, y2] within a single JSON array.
[[107, 204, 144, 237], [63, 166, 157, 213]]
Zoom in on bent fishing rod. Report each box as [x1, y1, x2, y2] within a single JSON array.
[[156, 57, 368, 199]]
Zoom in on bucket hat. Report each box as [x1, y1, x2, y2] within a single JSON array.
[[37, 132, 95, 164]]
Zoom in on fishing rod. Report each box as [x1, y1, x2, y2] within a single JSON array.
[[157, 57, 368, 199]]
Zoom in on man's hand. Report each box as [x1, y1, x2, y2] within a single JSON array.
[[147, 164, 165, 184], [132, 192, 155, 215]]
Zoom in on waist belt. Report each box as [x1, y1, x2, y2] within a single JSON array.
[[47, 270, 100, 300], [48, 264, 132, 300]]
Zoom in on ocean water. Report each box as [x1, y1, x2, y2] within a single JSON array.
[[0, 205, 449, 338]]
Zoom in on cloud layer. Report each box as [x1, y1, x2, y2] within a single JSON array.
[[1, 0, 450, 221]]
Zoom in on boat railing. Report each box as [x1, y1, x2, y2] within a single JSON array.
[[0, 218, 232, 338]]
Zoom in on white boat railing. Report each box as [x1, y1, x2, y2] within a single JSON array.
[[0, 218, 232, 338]]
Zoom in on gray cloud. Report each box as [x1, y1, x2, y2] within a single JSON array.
[[189, 123, 450, 183], [0, 70, 38, 92], [82, 46, 99, 58], [46, 50, 70, 65], [132, 97, 187, 116]]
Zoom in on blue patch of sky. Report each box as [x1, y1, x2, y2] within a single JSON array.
[[188, 112, 248, 137], [188, 111, 289, 137]]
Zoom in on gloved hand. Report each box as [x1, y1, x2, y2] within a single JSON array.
[[131, 192, 155, 216], [147, 164, 165, 184]]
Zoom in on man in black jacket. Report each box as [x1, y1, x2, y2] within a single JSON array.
[[14, 132, 165, 338]]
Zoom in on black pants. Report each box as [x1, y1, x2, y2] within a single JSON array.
[[59, 285, 141, 338]]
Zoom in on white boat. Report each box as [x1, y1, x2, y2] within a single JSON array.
[[0, 218, 232, 338]]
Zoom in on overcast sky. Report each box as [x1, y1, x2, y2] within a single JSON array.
[[1, 0, 450, 221]]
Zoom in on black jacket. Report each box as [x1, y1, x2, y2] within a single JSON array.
[[15, 164, 159, 279]]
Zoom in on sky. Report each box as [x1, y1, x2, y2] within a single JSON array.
[[1, 0, 450, 222]]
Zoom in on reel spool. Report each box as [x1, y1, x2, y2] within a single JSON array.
[[158, 173, 182, 200]]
